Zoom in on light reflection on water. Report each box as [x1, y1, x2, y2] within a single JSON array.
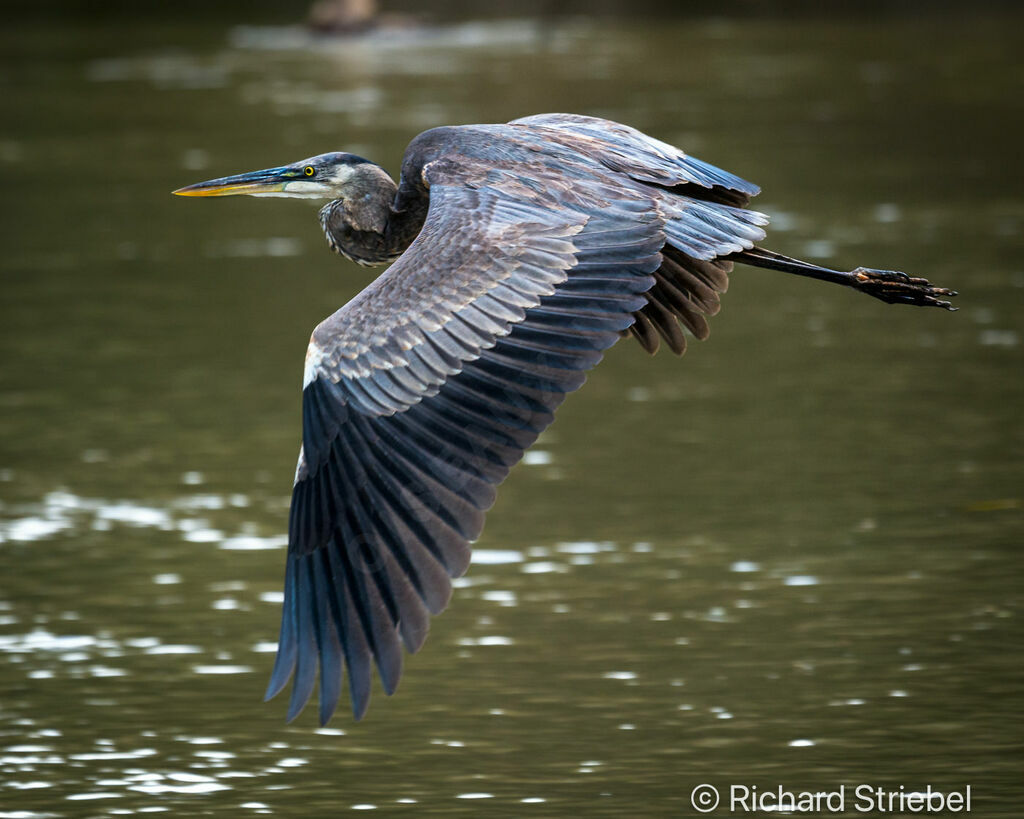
[[1, 6, 1022, 817], [5, 482, 983, 810], [0, 489, 281, 549]]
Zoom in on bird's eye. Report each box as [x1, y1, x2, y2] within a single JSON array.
[[304, 166, 315, 177]]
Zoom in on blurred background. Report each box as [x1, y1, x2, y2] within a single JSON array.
[[1, 1, 1022, 816]]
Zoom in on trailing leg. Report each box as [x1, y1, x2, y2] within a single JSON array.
[[727, 247, 957, 310]]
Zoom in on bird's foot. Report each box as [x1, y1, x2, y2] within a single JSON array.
[[850, 267, 958, 311]]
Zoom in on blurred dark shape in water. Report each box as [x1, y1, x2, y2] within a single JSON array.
[[306, 0, 420, 35]]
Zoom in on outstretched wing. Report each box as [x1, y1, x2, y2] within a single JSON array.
[[511, 114, 766, 354], [268, 122, 768, 723], [511, 113, 761, 207]]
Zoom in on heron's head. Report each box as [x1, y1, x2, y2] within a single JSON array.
[[173, 152, 386, 200]]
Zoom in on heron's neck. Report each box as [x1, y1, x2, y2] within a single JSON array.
[[318, 169, 428, 266]]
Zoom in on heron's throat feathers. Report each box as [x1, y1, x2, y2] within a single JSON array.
[[319, 164, 425, 266]]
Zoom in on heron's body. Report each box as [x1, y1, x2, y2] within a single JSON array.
[[175, 114, 955, 724]]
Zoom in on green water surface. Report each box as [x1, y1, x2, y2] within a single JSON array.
[[0, 7, 1021, 817]]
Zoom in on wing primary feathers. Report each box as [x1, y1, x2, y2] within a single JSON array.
[[334, 512, 400, 699], [457, 366, 556, 415], [336, 472, 403, 630], [635, 290, 687, 355], [324, 536, 373, 720], [558, 275, 649, 295], [525, 305, 638, 333], [628, 310, 661, 355], [430, 381, 549, 443], [363, 413, 496, 517], [286, 557, 319, 722], [410, 399, 523, 465], [333, 420, 463, 598], [511, 321, 619, 353], [664, 245, 731, 292], [329, 427, 454, 614], [473, 349, 582, 395], [658, 252, 722, 315], [312, 550, 343, 726], [352, 543, 405, 696], [392, 410, 511, 484], [650, 272, 711, 340], [352, 416, 477, 573], [491, 335, 603, 371], [264, 557, 299, 701]]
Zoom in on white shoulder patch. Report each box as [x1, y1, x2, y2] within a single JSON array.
[[303, 339, 325, 388], [294, 444, 308, 484]]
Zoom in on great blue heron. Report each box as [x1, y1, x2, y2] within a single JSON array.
[[175, 114, 956, 724]]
